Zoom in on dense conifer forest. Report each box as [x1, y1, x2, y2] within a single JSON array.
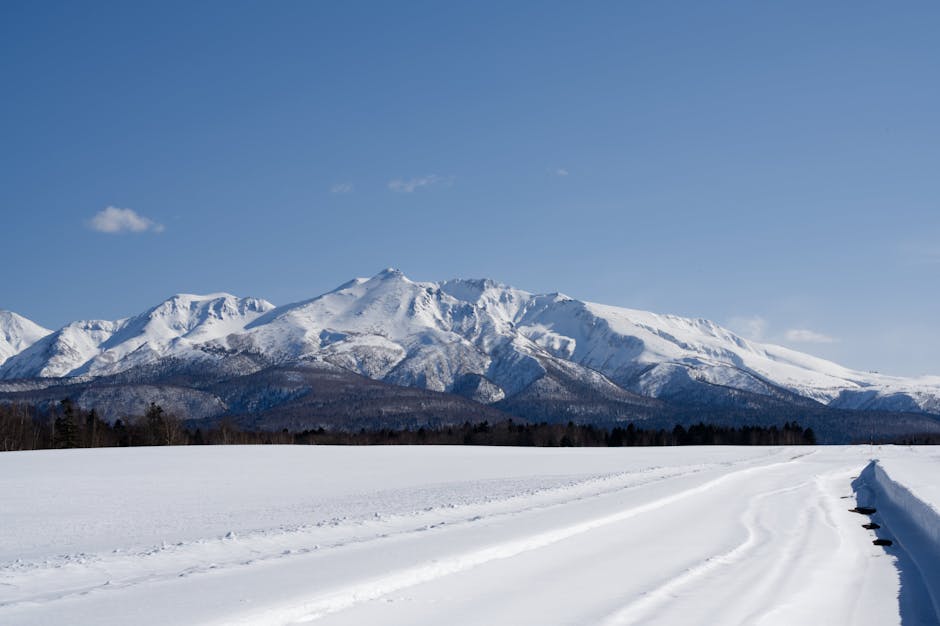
[[0, 399, 828, 451]]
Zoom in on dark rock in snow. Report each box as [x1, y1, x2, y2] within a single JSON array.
[[850, 506, 877, 515]]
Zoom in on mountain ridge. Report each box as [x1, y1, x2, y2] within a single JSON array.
[[1, 270, 939, 427]]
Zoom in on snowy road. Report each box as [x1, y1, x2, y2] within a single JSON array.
[[1, 445, 937, 625]]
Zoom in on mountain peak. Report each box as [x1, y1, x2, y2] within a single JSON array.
[[151, 292, 274, 314], [0, 310, 52, 366], [372, 267, 407, 281], [0, 309, 35, 323], [163, 292, 237, 303], [0, 293, 276, 378]]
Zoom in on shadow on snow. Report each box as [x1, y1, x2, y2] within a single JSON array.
[[853, 462, 940, 626]]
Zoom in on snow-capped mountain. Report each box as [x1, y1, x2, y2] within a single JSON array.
[[0, 294, 273, 379], [2, 270, 939, 417], [0, 311, 51, 365]]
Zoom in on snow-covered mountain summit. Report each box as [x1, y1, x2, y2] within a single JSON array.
[[0, 311, 51, 365], [0, 294, 273, 379], [1, 270, 938, 415]]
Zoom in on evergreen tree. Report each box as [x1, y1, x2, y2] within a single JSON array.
[[145, 402, 165, 445], [53, 398, 79, 448]]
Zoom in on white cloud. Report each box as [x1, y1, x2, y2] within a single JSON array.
[[728, 316, 837, 346], [330, 183, 354, 194], [554, 168, 569, 177], [89, 206, 164, 234], [784, 328, 836, 344], [387, 175, 452, 193], [727, 315, 767, 341]]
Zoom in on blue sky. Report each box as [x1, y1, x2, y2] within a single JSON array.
[[2, 1, 938, 376]]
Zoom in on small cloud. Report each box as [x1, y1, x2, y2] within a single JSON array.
[[387, 174, 452, 193], [330, 183, 354, 194], [89, 206, 164, 234], [784, 328, 836, 344], [553, 168, 569, 177], [727, 315, 767, 341]]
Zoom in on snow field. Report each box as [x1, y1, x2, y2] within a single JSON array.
[[0, 445, 937, 625]]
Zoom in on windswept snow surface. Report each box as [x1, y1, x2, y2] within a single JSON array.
[[1, 445, 936, 625]]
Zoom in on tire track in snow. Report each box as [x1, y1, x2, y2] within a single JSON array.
[[600, 466, 879, 626], [600, 478, 817, 626], [746, 477, 843, 626], [225, 452, 815, 625], [743, 469, 871, 626]]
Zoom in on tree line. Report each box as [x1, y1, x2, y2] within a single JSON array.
[[0, 399, 818, 451], [292, 420, 816, 446]]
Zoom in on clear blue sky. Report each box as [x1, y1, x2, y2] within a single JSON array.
[[2, 1, 938, 376]]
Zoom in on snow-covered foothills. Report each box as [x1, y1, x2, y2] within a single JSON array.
[[2, 446, 938, 625]]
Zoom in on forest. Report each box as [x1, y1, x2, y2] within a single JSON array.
[[0, 399, 822, 451]]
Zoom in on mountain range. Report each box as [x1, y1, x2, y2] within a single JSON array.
[[2, 269, 939, 442]]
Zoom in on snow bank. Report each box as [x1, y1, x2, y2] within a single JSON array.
[[873, 456, 940, 548], [865, 451, 940, 620]]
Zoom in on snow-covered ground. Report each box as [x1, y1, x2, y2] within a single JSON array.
[[1, 445, 937, 625]]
